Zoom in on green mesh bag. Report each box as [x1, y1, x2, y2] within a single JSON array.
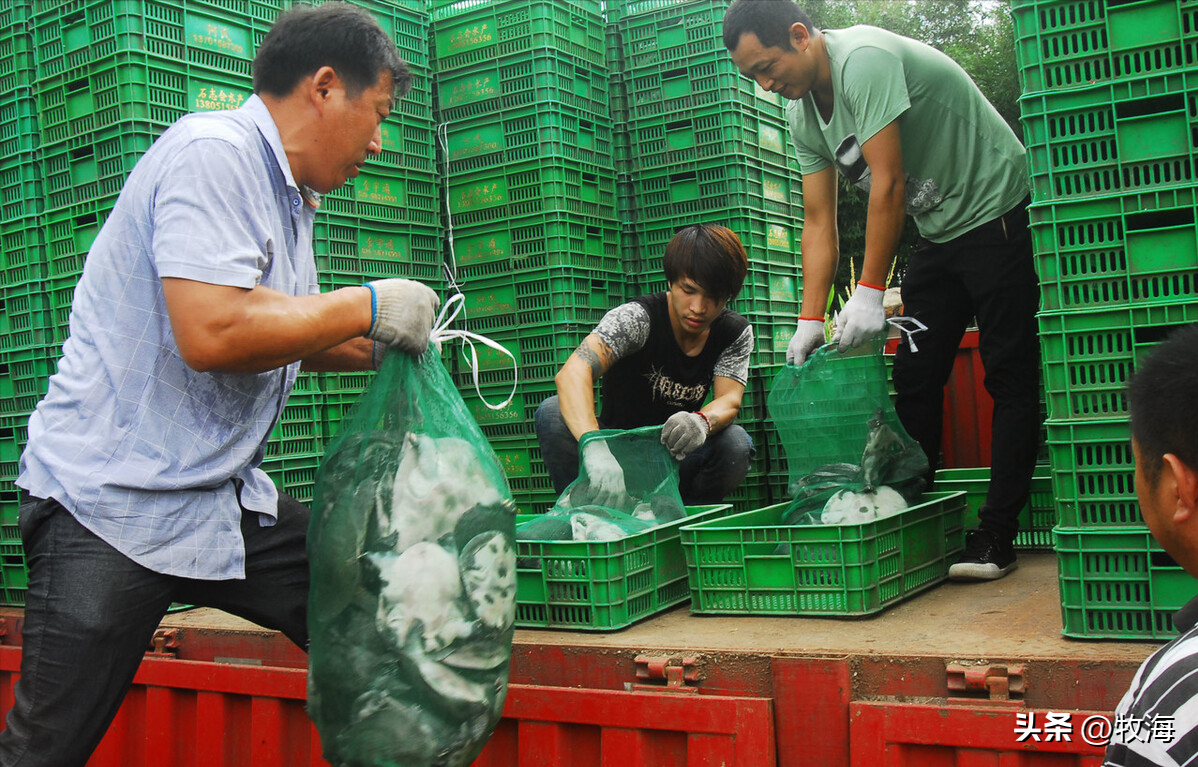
[[308, 350, 517, 767], [529, 426, 687, 541], [766, 335, 929, 525]]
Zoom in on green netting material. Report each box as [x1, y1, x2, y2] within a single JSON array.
[[520, 426, 687, 541], [308, 349, 517, 767], [766, 335, 928, 524]]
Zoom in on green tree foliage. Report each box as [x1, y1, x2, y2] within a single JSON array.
[[793, 1, 1019, 307]]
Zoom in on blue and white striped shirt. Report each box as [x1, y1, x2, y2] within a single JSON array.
[[18, 95, 319, 580]]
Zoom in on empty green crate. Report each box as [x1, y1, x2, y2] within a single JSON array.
[[454, 268, 622, 335], [1020, 69, 1198, 202], [441, 101, 614, 175], [0, 282, 51, 354], [634, 156, 802, 222], [1011, 0, 1198, 93], [448, 323, 590, 387], [627, 104, 793, 173], [0, 346, 55, 415], [42, 122, 156, 211], [934, 466, 1055, 549], [46, 199, 115, 279], [450, 211, 620, 279], [616, 0, 727, 73], [1038, 303, 1198, 421], [515, 503, 732, 630], [680, 491, 966, 616], [432, 0, 605, 72], [447, 158, 617, 225], [1047, 418, 1140, 528], [628, 208, 801, 271], [0, 89, 38, 158], [1, 216, 47, 286], [374, 115, 435, 173], [1030, 188, 1198, 310], [435, 48, 610, 122], [625, 49, 786, 123], [0, 19, 35, 95], [0, 150, 41, 221], [1056, 526, 1198, 640], [261, 452, 321, 505], [313, 216, 442, 283], [322, 168, 438, 226]]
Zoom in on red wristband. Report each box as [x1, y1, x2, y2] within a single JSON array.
[[693, 411, 711, 433], [857, 281, 887, 291], [798, 315, 825, 322]]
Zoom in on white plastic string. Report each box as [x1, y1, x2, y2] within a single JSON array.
[[430, 293, 519, 410], [886, 316, 928, 353], [435, 121, 463, 295]]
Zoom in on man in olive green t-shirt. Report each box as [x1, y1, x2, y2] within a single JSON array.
[[723, 0, 1041, 582]]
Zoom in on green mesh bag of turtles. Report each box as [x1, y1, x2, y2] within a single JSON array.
[[308, 346, 517, 767], [767, 335, 929, 526]]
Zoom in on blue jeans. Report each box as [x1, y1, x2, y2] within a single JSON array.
[[0, 493, 311, 767], [534, 395, 754, 505]]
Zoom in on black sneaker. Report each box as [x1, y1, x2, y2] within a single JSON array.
[[948, 529, 1017, 582]]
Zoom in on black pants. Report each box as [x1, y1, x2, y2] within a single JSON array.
[[892, 198, 1042, 543], [0, 493, 311, 767]]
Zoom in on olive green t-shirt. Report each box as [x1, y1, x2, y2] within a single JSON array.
[[786, 26, 1028, 243]]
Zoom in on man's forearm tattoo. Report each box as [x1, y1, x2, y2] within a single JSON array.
[[573, 344, 605, 377]]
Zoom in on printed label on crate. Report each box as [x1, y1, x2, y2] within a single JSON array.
[[464, 283, 517, 316], [358, 231, 409, 260], [768, 223, 792, 250], [769, 275, 796, 302], [473, 340, 519, 371], [764, 173, 788, 203], [440, 71, 498, 110], [450, 177, 509, 213], [466, 393, 524, 424], [185, 15, 251, 58], [457, 230, 511, 265], [774, 324, 792, 350], [438, 21, 495, 58], [448, 124, 504, 162], [188, 82, 250, 112], [354, 176, 403, 207], [380, 122, 400, 153], [494, 446, 531, 478], [759, 124, 785, 154]]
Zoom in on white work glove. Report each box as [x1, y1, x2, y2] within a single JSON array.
[[832, 284, 886, 352], [581, 439, 627, 508], [661, 411, 709, 461], [787, 318, 827, 366], [364, 279, 441, 356]]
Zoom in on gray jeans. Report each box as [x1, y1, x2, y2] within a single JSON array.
[[0, 493, 310, 767], [534, 395, 755, 506]]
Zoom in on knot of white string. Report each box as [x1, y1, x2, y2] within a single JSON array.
[[430, 293, 518, 410]]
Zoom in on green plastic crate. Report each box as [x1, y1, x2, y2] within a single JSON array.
[[0, 215, 47, 286], [446, 158, 617, 225], [1011, 0, 1198, 94], [1029, 188, 1198, 311], [1038, 304, 1198, 422], [1056, 526, 1198, 640], [322, 168, 438, 226], [454, 267, 622, 335], [627, 103, 793, 173], [680, 491, 966, 616], [435, 48, 610, 122], [313, 215, 442, 284], [431, 0, 605, 72], [0, 17, 35, 95], [450, 211, 620, 279], [447, 323, 590, 388], [441, 101, 613, 176], [625, 49, 786, 123], [0, 282, 51, 355], [515, 503, 733, 630], [933, 466, 1054, 549], [634, 155, 802, 222], [616, 0, 727, 72], [0, 89, 38, 159], [41, 122, 156, 211], [1046, 418, 1142, 529], [1020, 69, 1198, 202]]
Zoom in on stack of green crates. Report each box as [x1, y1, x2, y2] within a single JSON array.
[[430, 0, 620, 514], [604, 0, 804, 510], [1013, 0, 1198, 639]]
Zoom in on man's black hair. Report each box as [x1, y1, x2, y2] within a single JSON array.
[[663, 224, 748, 304], [1128, 323, 1198, 483], [723, 0, 816, 52], [253, 2, 411, 99]]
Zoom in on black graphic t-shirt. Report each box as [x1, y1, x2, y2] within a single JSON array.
[[595, 292, 752, 429]]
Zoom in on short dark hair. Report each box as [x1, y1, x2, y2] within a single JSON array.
[[723, 0, 816, 52], [1128, 323, 1198, 484], [253, 2, 412, 100], [663, 224, 748, 303]]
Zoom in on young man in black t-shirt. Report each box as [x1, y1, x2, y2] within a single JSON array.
[[534, 224, 755, 505]]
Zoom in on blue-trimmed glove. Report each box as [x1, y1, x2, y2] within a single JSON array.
[[364, 279, 440, 356], [661, 411, 709, 460], [832, 284, 886, 351]]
